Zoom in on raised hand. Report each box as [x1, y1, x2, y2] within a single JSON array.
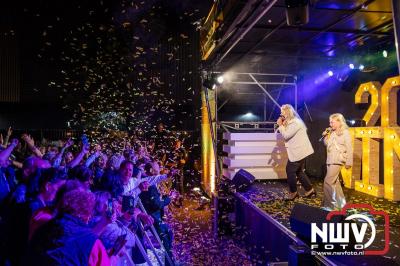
[[21, 134, 35, 146], [6, 127, 12, 137], [10, 138, 19, 146], [64, 138, 74, 148], [82, 143, 90, 154]]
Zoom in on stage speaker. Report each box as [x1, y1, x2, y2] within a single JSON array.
[[213, 195, 235, 236], [285, 0, 309, 26], [289, 203, 344, 242], [231, 169, 255, 192], [288, 245, 315, 266]]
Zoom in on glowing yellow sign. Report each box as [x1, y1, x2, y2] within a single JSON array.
[[343, 76, 400, 201]]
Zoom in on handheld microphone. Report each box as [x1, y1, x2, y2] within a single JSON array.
[[319, 127, 332, 142], [274, 115, 285, 132]]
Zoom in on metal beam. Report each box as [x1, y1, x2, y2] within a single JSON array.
[[230, 81, 296, 85], [392, 0, 400, 74], [216, 0, 279, 65], [229, 52, 334, 59], [214, 71, 295, 77], [301, 0, 377, 44], [250, 24, 392, 36], [249, 73, 281, 108], [323, 19, 393, 54], [234, 19, 287, 65], [217, 98, 230, 111], [271, 3, 392, 13], [207, 0, 259, 61]]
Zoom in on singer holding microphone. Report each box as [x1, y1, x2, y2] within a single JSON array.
[[321, 113, 353, 210], [277, 104, 316, 200]]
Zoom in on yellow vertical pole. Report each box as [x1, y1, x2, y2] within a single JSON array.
[[201, 89, 216, 196]]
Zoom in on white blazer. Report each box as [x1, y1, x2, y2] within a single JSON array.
[[278, 118, 314, 162], [324, 129, 353, 166]]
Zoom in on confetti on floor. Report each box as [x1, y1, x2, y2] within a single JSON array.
[[166, 198, 253, 266], [240, 179, 400, 265]]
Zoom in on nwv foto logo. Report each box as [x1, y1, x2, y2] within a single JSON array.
[[310, 204, 390, 255]]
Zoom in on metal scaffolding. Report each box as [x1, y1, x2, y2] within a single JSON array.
[[213, 72, 298, 132]]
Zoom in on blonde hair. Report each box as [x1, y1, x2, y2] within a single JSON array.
[[281, 104, 304, 127], [329, 113, 349, 135]]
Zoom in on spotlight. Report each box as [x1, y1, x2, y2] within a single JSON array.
[[217, 75, 224, 84], [359, 64, 365, 71], [382, 50, 388, 58], [347, 119, 366, 127], [349, 63, 355, 69], [328, 70, 334, 77], [241, 112, 257, 121]]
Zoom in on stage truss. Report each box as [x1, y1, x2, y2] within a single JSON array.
[[201, 72, 298, 196]]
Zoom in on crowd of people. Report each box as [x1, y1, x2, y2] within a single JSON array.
[[0, 123, 191, 266]]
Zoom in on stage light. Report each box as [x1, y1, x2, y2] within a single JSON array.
[[349, 120, 356, 125], [382, 50, 388, 58], [328, 70, 333, 77], [241, 112, 258, 121], [217, 75, 224, 84], [359, 64, 365, 70], [349, 63, 355, 69]]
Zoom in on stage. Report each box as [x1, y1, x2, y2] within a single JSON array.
[[234, 178, 400, 265]]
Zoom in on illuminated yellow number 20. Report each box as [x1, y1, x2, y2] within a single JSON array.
[[351, 77, 400, 201], [355, 81, 381, 126]]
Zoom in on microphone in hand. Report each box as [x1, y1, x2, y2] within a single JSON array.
[[319, 127, 332, 142]]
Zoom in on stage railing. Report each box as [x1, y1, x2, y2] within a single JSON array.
[[218, 121, 276, 132]]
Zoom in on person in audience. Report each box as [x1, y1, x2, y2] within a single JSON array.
[[0, 139, 19, 203], [96, 169, 124, 198], [107, 153, 125, 171], [69, 165, 93, 190], [92, 191, 136, 253], [92, 152, 108, 188], [11, 156, 48, 204], [0, 129, 191, 266], [119, 160, 140, 197], [6, 168, 67, 265], [29, 179, 84, 240], [28, 168, 67, 216], [139, 179, 174, 264], [28, 189, 110, 265]]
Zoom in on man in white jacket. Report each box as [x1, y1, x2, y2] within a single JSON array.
[[277, 104, 316, 200]]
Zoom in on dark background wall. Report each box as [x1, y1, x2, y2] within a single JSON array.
[[0, 0, 208, 132]]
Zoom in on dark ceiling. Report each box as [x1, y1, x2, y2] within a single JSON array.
[[204, 0, 395, 72]]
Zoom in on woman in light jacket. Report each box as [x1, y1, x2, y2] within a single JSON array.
[[277, 104, 316, 200], [322, 113, 353, 210]]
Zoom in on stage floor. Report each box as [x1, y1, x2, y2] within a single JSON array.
[[239, 178, 400, 265]]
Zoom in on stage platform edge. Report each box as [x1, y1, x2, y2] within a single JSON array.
[[234, 192, 336, 266]]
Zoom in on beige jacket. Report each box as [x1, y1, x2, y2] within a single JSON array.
[[324, 129, 353, 166], [278, 118, 314, 162]]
